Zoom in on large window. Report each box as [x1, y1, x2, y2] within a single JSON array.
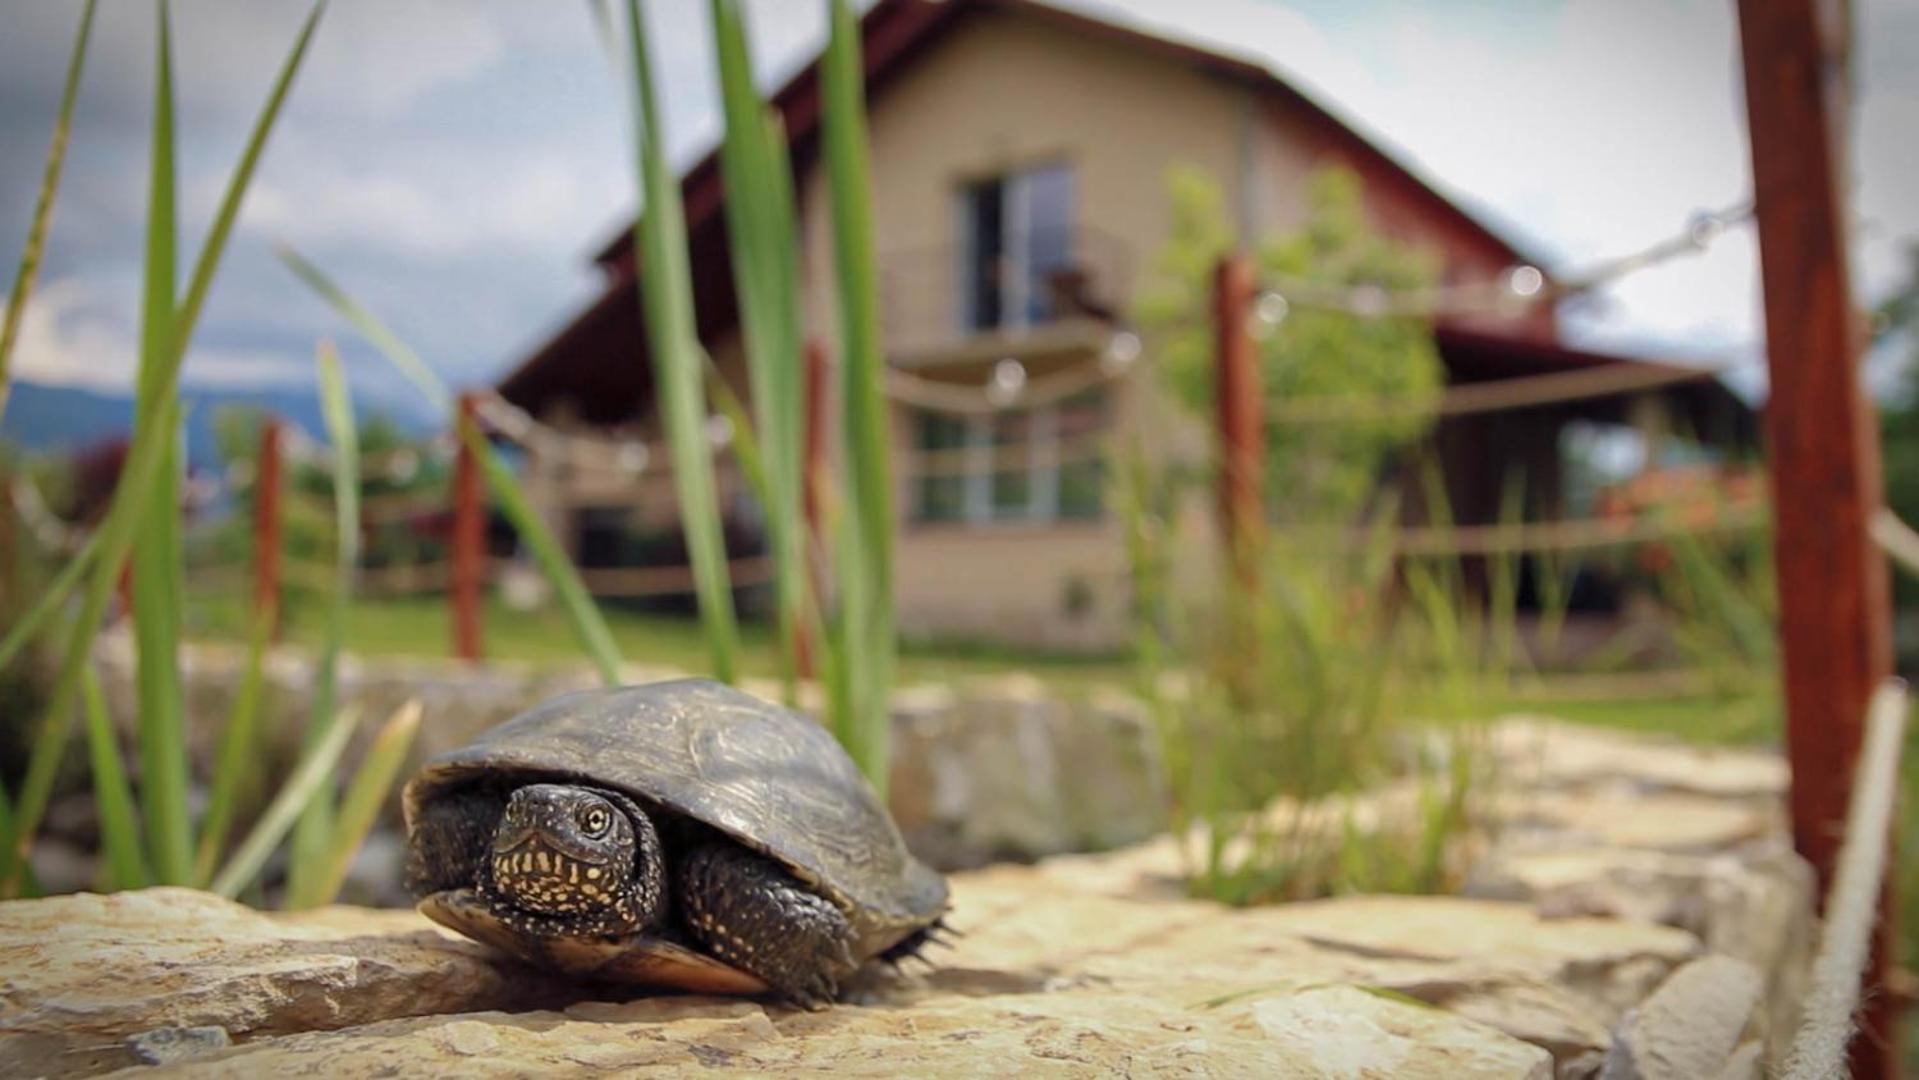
[[959, 163, 1075, 332], [913, 389, 1107, 524]]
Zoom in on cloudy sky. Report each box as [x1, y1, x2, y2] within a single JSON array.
[[0, 0, 1913, 422]]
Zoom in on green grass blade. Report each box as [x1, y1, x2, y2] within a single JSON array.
[[287, 339, 358, 904], [461, 422, 623, 684], [275, 244, 449, 415], [623, 0, 740, 683], [710, 0, 806, 702], [0, 0, 97, 425], [305, 699, 420, 907], [277, 249, 626, 684], [130, 0, 193, 885], [193, 596, 276, 884], [81, 663, 150, 891], [822, 0, 893, 791], [0, 525, 100, 672], [208, 705, 361, 901], [0, 399, 180, 895], [0, 3, 323, 896]]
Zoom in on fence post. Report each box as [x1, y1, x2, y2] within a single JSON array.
[[1737, 1, 1896, 1074], [1213, 253, 1262, 585], [450, 392, 485, 662], [797, 339, 832, 681], [252, 416, 283, 639]]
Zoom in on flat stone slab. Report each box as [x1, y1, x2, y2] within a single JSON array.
[[1, 857, 1719, 1077]]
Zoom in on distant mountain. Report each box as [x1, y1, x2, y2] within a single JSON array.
[[0, 379, 439, 468]]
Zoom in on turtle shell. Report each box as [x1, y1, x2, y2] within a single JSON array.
[[403, 678, 947, 943]]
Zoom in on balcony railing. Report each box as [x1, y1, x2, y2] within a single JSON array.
[[877, 226, 1136, 363]]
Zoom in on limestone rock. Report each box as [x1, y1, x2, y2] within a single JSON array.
[[0, 888, 573, 1077], [1602, 956, 1764, 1080]]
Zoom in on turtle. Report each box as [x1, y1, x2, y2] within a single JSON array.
[[403, 678, 951, 1008]]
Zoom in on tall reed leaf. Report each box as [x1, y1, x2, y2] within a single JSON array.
[[306, 699, 421, 907], [274, 244, 450, 414], [208, 705, 361, 900], [0, 398, 179, 895], [194, 597, 276, 884], [822, 0, 894, 792], [709, 0, 806, 702], [0, 1, 322, 895], [0, 0, 96, 425], [81, 664, 150, 891], [622, 0, 740, 683], [460, 421, 624, 684], [130, 0, 193, 885], [0, 526, 100, 672], [277, 245, 625, 684], [287, 339, 357, 904]]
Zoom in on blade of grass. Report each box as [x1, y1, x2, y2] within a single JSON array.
[[822, 0, 894, 792], [208, 705, 361, 901], [710, 0, 806, 703], [81, 663, 150, 890], [622, 0, 740, 683], [275, 244, 449, 416], [130, 0, 194, 885], [276, 246, 625, 684], [0, 399, 179, 896], [305, 698, 421, 906], [287, 339, 358, 906], [0, 0, 97, 425], [0, 1, 323, 895], [459, 421, 622, 684], [0, 525, 101, 672], [193, 596, 276, 884]]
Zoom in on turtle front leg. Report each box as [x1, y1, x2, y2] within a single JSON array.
[[678, 844, 857, 1008]]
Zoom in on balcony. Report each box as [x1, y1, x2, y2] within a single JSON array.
[[877, 226, 1136, 367]]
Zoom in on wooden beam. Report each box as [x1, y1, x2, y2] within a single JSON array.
[[1736, 1, 1897, 1073], [252, 416, 284, 641], [450, 392, 486, 663], [1213, 253, 1263, 583]]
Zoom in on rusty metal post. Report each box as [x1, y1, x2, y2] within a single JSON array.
[[252, 416, 284, 639], [796, 340, 833, 681], [1737, 0, 1896, 1073], [450, 392, 485, 663], [1213, 253, 1263, 585]]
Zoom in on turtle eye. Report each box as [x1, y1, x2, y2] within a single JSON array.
[[580, 806, 611, 836]]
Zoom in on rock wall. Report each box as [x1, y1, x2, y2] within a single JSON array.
[[2, 716, 1812, 1078], [85, 635, 1167, 878]]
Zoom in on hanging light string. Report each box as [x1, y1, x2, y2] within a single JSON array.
[[1248, 203, 1752, 322], [878, 329, 1145, 416]]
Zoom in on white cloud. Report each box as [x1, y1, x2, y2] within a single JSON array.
[[7, 278, 314, 393]]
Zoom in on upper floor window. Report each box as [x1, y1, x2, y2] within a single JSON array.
[[959, 163, 1075, 333]]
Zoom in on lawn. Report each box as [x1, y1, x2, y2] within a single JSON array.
[[182, 591, 1134, 693]]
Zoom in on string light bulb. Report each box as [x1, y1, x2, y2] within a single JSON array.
[[1102, 331, 1142, 375], [1255, 291, 1290, 327], [986, 358, 1027, 406], [386, 448, 420, 483], [705, 414, 734, 448], [616, 442, 649, 473], [1504, 264, 1544, 298], [1686, 210, 1724, 249], [1348, 284, 1388, 317]]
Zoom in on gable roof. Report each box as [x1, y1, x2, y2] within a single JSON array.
[[586, 0, 1546, 275], [499, 0, 1555, 416]]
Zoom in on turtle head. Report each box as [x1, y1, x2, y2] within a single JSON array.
[[483, 783, 664, 935]]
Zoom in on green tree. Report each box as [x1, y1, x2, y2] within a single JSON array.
[[1137, 165, 1444, 520], [1876, 243, 1919, 617]]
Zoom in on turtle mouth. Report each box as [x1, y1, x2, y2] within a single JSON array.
[[489, 838, 621, 915], [492, 821, 614, 866]]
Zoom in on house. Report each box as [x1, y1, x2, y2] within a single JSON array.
[[494, 0, 1754, 649]]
